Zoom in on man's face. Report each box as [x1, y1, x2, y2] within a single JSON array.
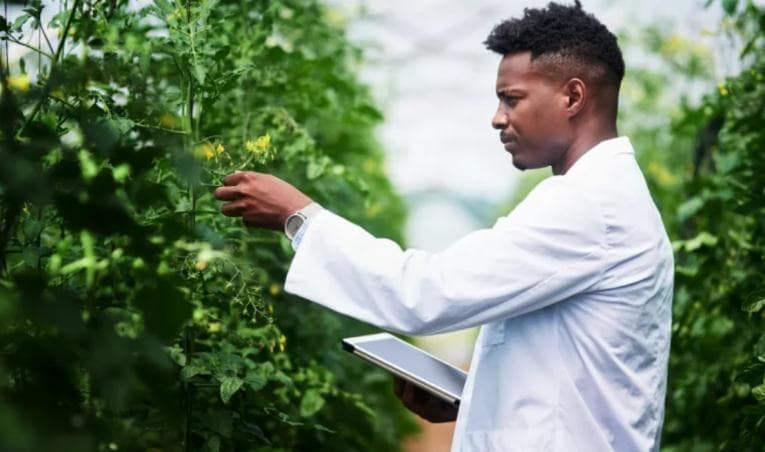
[[491, 52, 572, 172]]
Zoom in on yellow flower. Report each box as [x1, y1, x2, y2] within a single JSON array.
[[51, 88, 65, 100], [7, 74, 30, 92], [647, 161, 678, 187], [245, 134, 271, 154], [215, 143, 225, 155], [718, 83, 729, 97], [195, 260, 208, 271], [194, 142, 215, 160], [278, 334, 287, 352], [269, 283, 282, 297], [159, 113, 177, 128]]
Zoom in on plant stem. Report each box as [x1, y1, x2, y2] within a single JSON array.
[[3, 36, 55, 60], [183, 3, 196, 450], [38, 18, 55, 55], [4, 0, 8, 75], [17, 0, 81, 137]]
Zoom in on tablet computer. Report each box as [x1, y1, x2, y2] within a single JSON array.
[[341, 332, 467, 406]]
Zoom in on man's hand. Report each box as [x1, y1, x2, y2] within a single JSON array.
[[393, 377, 458, 423], [213, 171, 312, 230]]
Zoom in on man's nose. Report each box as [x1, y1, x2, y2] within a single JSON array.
[[491, 105, 507, 130]]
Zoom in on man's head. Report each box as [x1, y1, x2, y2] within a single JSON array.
[[485, 1, 624, 174]]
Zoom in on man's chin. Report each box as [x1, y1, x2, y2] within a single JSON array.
[[510, 156, 528, 171]]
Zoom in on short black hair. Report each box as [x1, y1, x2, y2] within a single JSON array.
[[484, 1, 624, 87]]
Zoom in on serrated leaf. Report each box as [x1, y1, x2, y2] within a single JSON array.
[[245, 367, 268, 392], [180, 363, 208, 380], [220, 376, 243, 403], [299, 388, 325, 417]]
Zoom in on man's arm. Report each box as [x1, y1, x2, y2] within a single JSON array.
[[215, 170, 606, 336]]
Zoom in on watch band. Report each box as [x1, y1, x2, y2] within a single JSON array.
[[284, 202, 323, 241]]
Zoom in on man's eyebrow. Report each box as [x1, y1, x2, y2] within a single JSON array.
[[496, 88, 524, 97]]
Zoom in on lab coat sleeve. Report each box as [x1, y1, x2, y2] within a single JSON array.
[[284, 177, 607, 335]]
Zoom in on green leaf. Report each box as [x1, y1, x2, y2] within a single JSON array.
[[11, 13, 31, 32], [219, 376, 243, 403], [180, 364, 206, 380], [681, 231, 718, 252], [78, 149, 99, 181], [299, 388, 325, 417], [112, 163, 131, 182], [203, 435, 220, 452], [307, 156, 330, 179], [166, 345, 186, 366], [722, 0, 738, 15], [243, 421, 270, 444], [743, 297, 765, 314], [245, 367, 268, 392], [193, 64, 207, 85], [752, 383, 765, 402], [676, 196, 704, 222]]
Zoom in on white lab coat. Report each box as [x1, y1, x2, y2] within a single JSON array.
[[285, 137, 674, 451]]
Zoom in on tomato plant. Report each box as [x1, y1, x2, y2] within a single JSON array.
[[0, 1, 414, 450]]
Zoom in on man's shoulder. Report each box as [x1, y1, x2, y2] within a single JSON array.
[[503, 176, 606, 239], [518, 175, 602, 215]]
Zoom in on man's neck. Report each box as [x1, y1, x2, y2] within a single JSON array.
[[552, 126, 618, 175]]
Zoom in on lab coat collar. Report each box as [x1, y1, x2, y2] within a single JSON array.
[[564, 136, 634, 177]]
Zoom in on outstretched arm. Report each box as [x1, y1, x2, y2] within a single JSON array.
[[214, 170, 607, 336]]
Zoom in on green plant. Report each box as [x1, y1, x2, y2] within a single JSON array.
[[660, 2, 765, 449], [0, 1, 414, 450], [610, 1, 765, 449]]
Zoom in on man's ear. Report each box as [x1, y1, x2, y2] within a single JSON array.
[[564, 78, 586, 117]]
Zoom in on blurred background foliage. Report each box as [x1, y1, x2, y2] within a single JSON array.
[[0, 0, 413, 451], [652, 1, 765, 449]]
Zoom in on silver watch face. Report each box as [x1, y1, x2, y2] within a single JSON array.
[[285, 214, 305, 239]]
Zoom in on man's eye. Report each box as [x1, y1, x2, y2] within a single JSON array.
[[503, 96, 519, 107]]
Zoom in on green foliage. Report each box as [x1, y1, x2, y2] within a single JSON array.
[[661, 4, 765, 447], [618, 2, 765, 450], [0, 1, 414, 451]]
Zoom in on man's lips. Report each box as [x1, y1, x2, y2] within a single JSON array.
[[500, 132, 516, 143], [500, 134, 518, 152]]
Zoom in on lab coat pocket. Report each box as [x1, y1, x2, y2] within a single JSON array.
[[480, 320, 507, 347]]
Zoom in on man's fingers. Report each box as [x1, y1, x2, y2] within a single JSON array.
[[393, 378, 405, 397], [214, 186, 240, 201], [220, 201, 244, 217], [222, 171, 248, 186], [402, 382, 417, 406]]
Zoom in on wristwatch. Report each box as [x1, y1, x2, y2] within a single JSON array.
[[284, 202, 323, 240]]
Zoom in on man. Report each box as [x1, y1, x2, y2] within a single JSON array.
[[214, 1, 674, 451]]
